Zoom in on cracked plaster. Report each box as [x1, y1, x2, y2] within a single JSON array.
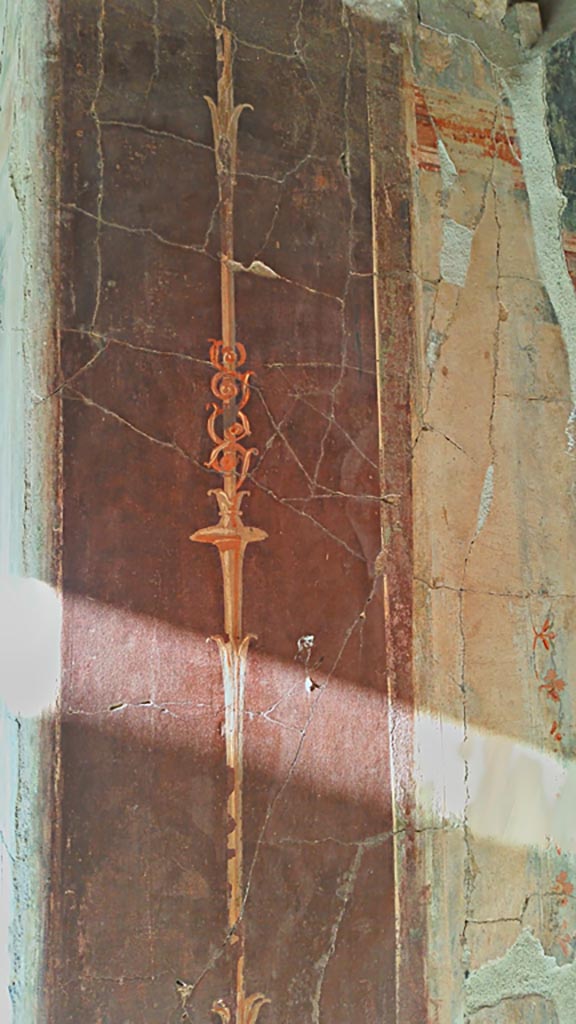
[[412, 2, 576, 1020], [12, 0, 576, 1019]]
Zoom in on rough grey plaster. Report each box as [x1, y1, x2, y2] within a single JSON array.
[[503, 58, 576, 418], [440, 218, 474, 286], [467, 931, 576, 1024], [0, 0, 59, 1022], [545, 33, 576, 234]]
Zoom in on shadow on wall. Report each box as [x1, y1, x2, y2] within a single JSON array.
[[2, 582, 576, 1015], [2, 579, 575, 851], [537, 1, 576, 44]]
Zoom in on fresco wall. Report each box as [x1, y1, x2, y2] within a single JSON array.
[[2, 1, 575, 1022]]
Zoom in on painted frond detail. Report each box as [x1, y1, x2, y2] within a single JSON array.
[[211, 993, 270, 1024], [212, 1000, 232, 1024], [245, 993, 272, 1024], [205, 340, 258, 491]]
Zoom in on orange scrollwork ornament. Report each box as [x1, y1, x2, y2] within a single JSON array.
[[205, 340, 258, 491]]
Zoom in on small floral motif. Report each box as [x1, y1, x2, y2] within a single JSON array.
[[550, 720, 563, 743], [531, 617, 570, 750], [533, 618, 556, 652], [553, 871, 574, 905], [539, 668, 566, 704]]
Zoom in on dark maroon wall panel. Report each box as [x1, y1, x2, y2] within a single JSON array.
[[52, 3, 413, 1021]]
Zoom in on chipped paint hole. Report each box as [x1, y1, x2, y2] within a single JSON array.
[[305, 675, 320, 693], [297, 633, 315, 653]]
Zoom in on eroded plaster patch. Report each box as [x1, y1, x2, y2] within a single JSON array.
[[344, 0, 408, 18], [426, 327, 443, 368], [438, 135, 458, 194], [474, 463, 494, 536], [467, 930, 576, 1024], [441, 217, 474, 286]]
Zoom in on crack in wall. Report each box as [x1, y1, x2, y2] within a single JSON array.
[[100, 118, 214, 152], [89, 0, 106, 331], [310, 845, 364, 1024], [64, 387, 206, 471]]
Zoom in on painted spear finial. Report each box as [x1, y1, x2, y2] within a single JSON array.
[[190, 24, 270, 1024]]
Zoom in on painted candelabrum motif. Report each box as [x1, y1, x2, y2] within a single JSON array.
[[190, 25, 270, 1024]]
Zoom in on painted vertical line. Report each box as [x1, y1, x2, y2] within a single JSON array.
[[365, 38, 402, 1024], [364, 16, 427, 1024]]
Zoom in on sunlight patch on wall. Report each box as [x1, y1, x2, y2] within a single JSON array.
[[415, 710, 575, 852]]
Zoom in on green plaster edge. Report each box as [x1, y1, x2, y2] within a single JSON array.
[[0, 0, 60, 1022]]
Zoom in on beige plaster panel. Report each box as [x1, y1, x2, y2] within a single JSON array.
[[411, 16, 576, 1024]]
